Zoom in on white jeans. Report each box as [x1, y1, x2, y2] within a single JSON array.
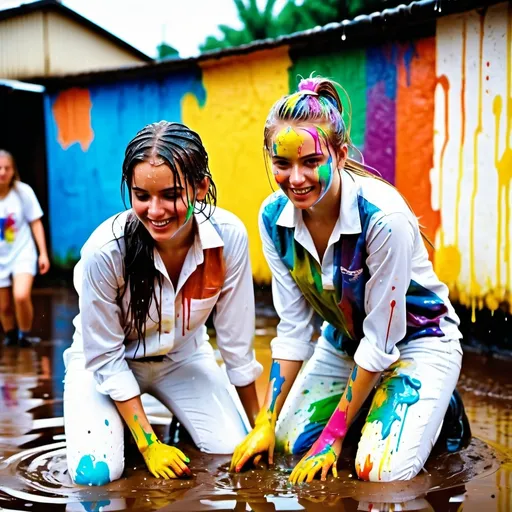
[[63, 342, 248, 485], [275, 336, 463, 482]]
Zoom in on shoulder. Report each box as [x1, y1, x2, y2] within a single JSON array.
[[13, 181, 37, 199], [352, 173, 409, 215], [80, 210, 130, 263], [259, 190, 288, 231], [208, 206, 247, 235], [203, 207, 249, 260], [350, 173, 417, 229]]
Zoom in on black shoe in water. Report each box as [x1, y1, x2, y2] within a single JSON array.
[[2, 329, 19, 347], [438, 389, 472, 453], [18, 335, 41, 348]]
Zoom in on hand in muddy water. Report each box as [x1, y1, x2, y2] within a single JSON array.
[[230, 419, 276, 473], [289, 438, 341, 484], [141, 441, 192, 480]]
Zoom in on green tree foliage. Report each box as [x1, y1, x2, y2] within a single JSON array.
[[201, 0, 279, 52], [200, 0, 396, 53], [157, 42, 180, 60]]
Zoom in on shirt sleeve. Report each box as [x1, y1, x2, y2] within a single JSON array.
[[258, 207, 316, 362], [20, 184, 43, 222], [353, 212, 415, 373], [79, 246, 141, 401], [213, 222, 263, 387]]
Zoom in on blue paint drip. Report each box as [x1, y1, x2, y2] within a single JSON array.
[[104, 419, 109, 426], [81, 500, 111, 512], [403, 42, 418, 87], [268, 361, 285, 413], [75, 455, 110, 486], [347, 365, 358, 402]]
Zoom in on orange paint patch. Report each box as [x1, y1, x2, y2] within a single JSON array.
[[396, 38, 439, 261], [357, 454, 374, 481], [52, 88, 94, 151], [180, 247, 225, 335]]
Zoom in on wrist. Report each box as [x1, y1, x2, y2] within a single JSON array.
[[255, 407, 276, 428]]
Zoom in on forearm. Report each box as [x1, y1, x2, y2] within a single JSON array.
[[257, 359, 302, 426], [114, 396, 157, 452], [320, 365, 381, 444], [236, 381, 260, 428], [30, 219, 48, 256]]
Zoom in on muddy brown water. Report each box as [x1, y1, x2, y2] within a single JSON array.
[[0, 288, 510, 511]]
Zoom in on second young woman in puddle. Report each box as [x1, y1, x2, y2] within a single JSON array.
[[231, 77, 469, 483], [64, 121, 261, 485]]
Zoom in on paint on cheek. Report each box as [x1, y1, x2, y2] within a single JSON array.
[[313, 155, 335, 206], [268, 361, 285, 413], [74, 455, 110, 486], [185, 201, 194, 221]]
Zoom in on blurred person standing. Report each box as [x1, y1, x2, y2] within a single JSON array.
[[0, 150, 50, 347]]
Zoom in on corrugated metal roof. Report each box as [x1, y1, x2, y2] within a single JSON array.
[[0, 0, 153, 62], [33, 0, 502, 88]]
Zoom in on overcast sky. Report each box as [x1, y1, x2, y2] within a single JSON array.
[[62, 0, 288, 58]]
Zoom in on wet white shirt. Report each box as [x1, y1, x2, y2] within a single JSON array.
[[0, 182, 42, 266], [65, 208, 262, 402], [260, 170, 462, 373]]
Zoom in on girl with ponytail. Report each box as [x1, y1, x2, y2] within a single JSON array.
[[230, 77, 469, 483], [64, 121, 262, 485]]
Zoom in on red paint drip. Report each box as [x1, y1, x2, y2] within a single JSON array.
[[392, 286, 396, 291], [385, 300, 397, 348], [357, 454, 374, 481]]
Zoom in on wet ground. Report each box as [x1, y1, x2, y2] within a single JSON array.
[[0, 287, 510, 511]]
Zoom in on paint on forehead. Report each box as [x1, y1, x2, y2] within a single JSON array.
[[300, 126, 323, 155], [273, 126, 305, 158]]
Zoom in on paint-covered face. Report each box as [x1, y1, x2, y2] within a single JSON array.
[[0, 155, 15, 191], [271, 124, 336, 209], [131, 161, 207, 246]]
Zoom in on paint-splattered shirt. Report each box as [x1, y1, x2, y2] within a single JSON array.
[[260, 170, 462, 373], [66, 208, 262, 402], [0, 182, 43, 268]]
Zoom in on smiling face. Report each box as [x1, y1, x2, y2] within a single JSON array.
[[271, 124, 342, 209], [131, 160, 208, 246]]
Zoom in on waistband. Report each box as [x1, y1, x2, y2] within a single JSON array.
[[136, 355, 167, 363]]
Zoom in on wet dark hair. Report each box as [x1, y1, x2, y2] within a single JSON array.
[[0, 150, 20, 190], [119, 121, 216, 353]]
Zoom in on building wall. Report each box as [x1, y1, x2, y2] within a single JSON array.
[[0, 10, 145, 79], [0, 11, 46, 78], [44, 2, 512, 316], [45, 11, 144, 75]]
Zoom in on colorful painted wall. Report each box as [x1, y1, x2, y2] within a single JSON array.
[[44, 2, 511, 315]]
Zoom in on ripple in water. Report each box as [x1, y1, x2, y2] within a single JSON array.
[[0, 438, 504, 511]]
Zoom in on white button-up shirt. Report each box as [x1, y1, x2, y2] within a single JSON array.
[[65, 207, 262, 402], [260, 170, 462, 373]]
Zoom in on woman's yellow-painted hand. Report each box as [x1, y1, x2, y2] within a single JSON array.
[[230, 418, 275, 472], [141, 441, 191, 479], [289, 439, 341, 484]]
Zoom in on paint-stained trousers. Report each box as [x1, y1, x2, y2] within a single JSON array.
[[63, 342, 248, 485], [275, 335, 463, 482]]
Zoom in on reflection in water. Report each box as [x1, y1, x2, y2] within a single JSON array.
[[0, 290, 510, 511]]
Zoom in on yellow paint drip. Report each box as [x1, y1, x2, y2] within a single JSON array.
[[273, 126, 304, 158], [434, 244, 462, 287], [182, 47, 292, 283]]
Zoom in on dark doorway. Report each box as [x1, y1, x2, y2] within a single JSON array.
[[0, 84, 49, 256]]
